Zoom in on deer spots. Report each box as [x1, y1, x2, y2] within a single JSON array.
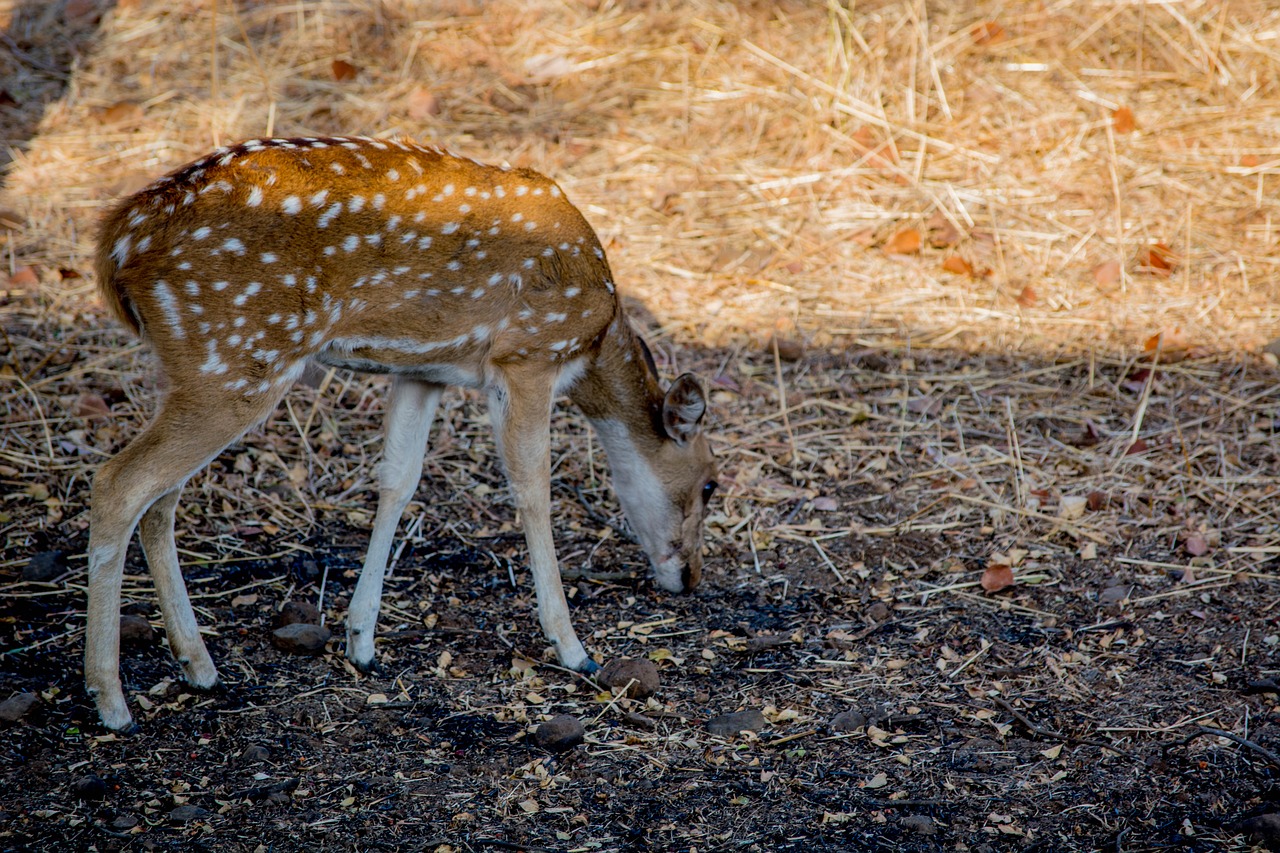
[[348, 196, 366, 214], [342, 235, 360, 253], [318, 203, 343, 228], [261, 252, 278, 264], [386, 169, 400, 182], [192, 226, 212, 241], [564, 287, 580, 298], [200, 340, 228, 375], [246, 186, 264, 207], [310, 190, 330, 207], [441, 222, 460, 235]]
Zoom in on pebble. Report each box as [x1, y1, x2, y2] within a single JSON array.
[[865, 601, 892, 623], [273, 600, 321, 629], [829, 710, 867, 733], [168, 804, 211, 823], [0, 692, 40, 723], [899, 814, 937, 836], [23, 550, 66, 582], [532, 714, 585, 752], [1239, 813, 1280, 846], [599, 658, 660, 700], [239, 744, 272, 764], [705, 709, 767, 737], [271, 623, 331, 656], [119, 615, 155, 646], [110, 814, 138, 831], [72, 775, 107, 802]]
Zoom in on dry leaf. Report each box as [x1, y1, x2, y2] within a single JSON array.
[[1016, 285, 1037, 307], [980, 563, 1015, 593], [941, 255, 973, 276], [1241, 154, 1260, 168], [1184, 533, 1210, 556], [1112, 106, 1136, 134], [1092, 260, 1121, 289], [971, 21, 1005, 45], [406, 86, 440, 121], [331, 59, 360, 82], [93, 101, 144, 126], [8, 266, 38, 289], [1136, 243, 1175, 276], [927, 211, 961, 247], [1125, 438, 1148, 456], [885, 228, 922, 255], [74, 393, 112, 419], [812, 496, 838, 512]]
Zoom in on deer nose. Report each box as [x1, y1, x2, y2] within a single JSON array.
[[680, 549, 702, 592]]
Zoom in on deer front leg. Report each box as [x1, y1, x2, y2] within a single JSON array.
[[488, 375, 595, 673], [346, 377, 444, 672]]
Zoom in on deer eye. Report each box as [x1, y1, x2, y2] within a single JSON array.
[[701, 481, 718, 504]]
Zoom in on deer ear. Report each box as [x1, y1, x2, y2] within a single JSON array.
[[662, 373, 706, 444]]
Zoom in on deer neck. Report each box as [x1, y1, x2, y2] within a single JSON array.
[[569, 314, 667, 454]]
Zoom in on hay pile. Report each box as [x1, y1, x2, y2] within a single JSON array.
[[2, 0, 1278, 356]]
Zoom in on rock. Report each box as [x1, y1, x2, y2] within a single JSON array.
[[168, 804, 210, 823], [119, 615, 155, 647], [271, 622, 330, 656], [830, 710, 867, 733], [899, 814, 937, 836], [273, 600, 321, 629], [239, 744, 272, 764], [72, 775, 107, 802], [0, 692, 41, 723], [599, 657, 660, 700], [1239, 813, 1280, 848], [769, 336, 806, 362], [532, 714, 585, 752], [23, 550, 66, 582], [110, 814, 138, 831], [705, 709, 767, 737]]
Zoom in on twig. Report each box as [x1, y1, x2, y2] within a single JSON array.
[[992, 697, 1137, 760]]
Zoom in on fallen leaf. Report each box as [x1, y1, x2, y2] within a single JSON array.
[[93, 101, 144, 126], [406, 86, 440, 121], [74, 393, 111, 418], [1059, 496, 1087, 520], [1016, 284, 1037, 307], [980, 563, 1015, 593], [1125, 438, 1148, 455], [971, 21, 1006, 45], [1112, 105, 1136, 134], [812, 496, 838, 512], [941, 255, 973, 276], [1241, 154, 1260, 168], [1040, 744, 1063, 760], [1136, 243, 1175, 276], [1086, 491, 1108, 511], [1093, 260, 1121, 289], [8, 266, 38, 289], [863, 772, 889, 789], [885, 228, 922, 255], [1185, 533, 1210, 556], [331, 59, 360, 82], [927, 211, 961, 247]]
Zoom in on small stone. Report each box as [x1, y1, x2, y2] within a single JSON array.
[[830, 710, 867, 733], [168, 804, 210, 823], [239, 744, 272, 764], [72, 775, 107, 802], [0, 692, 40, 723], [532, 714, 585, 752], [769, 336, 805, 361], [866, 601, 891, 623], [110, 814, 138, 831], [899, 814, 937, 836], [1239, 813, 1280, 846], [705, 709, 767, 737], [23, 550, 66, 582], [599, 658, 660, 700], [119, 615, 154, 647], [271, 622, 331, 656], [1099, 584, 1133, 610], [273, 600, 321, 629]]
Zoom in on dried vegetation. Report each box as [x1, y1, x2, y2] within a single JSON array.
[[2, 0, 1279, 851]]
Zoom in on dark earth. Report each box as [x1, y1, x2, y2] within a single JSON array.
[[3, 334, 1280, 853]]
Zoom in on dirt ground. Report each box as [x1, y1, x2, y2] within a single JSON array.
[[3, 1, 1280, 852]]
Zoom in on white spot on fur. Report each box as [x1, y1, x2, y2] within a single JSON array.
[[282, 196, 302, 215], [246, 186, 264, 207]]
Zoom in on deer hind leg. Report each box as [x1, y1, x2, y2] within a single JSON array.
[[137, 489, 218, 691], [346, 376, 444, 672], [85, 390, 285, 732], [488, 366, 594, 673]]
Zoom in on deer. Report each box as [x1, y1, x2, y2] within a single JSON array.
[[85, 136, 718, 733]]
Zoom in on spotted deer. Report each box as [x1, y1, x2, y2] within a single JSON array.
[[86, 136, 717, 732]]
